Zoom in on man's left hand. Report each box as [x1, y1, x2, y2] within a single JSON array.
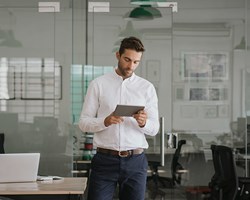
[[133, 110, 147, 127]]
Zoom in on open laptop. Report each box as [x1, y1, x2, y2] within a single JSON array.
[[0, 153, 40, 183]]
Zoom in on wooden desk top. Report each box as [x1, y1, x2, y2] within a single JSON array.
[[0, 177, 87, 195], [238, 153, 250, 159], [73, 160, 92, 164]]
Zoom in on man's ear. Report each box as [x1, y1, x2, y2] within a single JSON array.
[[116, 52, 120, 59]]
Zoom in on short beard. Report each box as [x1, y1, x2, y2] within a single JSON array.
[[117, 63, 132, 78]]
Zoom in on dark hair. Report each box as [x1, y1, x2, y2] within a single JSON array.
[[119, 36, 145, 55]]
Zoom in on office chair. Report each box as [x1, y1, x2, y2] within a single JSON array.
[[208, 144, 221, 199], [147, 140, 187, 199], [209, 145, 250, 200], [0, 133, 5, 154], [209, 145, 238, 200]]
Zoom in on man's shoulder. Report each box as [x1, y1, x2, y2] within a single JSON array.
[[90, 71, 115, 85], [94, 71, 113, 80], [135, 75, 154, 86]]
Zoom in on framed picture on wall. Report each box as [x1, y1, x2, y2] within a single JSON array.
[[189, 88, 208, 101], [189, 87, 228, 101], [181, 52, 229, 80], [146, 60, 161, 82], [208, 87, 228, 101]]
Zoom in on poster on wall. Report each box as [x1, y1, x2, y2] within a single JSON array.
[[181, 52, 228, 81]]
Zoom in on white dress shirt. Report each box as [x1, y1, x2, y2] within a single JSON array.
[[79, 69, 159, 151]]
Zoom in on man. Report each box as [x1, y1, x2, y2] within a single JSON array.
[[79, 36, 159, 200]]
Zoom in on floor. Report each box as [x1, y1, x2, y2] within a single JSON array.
[[112, 183, 200, 200], [145, 186, 187, 200]]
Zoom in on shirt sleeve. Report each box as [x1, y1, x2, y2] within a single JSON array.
[[139, 84, 160, 136], [78, 81, 107, 133]]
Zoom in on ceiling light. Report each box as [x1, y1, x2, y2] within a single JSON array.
[[234, 37, 245, 50], [0, 30, 22, 47], [118, 21, 141, 38], [129, 5, 162, 20], [129, 5, 154, 20], [234, 36, 250, 50], [144, 5, 162, 18]]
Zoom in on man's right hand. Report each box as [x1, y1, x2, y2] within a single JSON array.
[[104, 113, 124, 127]]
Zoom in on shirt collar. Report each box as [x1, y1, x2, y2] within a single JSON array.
[[113, 68, 136, 82]]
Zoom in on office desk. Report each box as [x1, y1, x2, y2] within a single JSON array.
[[72, 160, 91, 177], [237, 153, 250, 177], [0, 177, 87, 200]]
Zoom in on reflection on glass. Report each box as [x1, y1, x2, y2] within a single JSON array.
[[0, 58, 9, 101]]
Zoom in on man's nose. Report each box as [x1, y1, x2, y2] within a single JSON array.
[[127, 61, 135, 68]]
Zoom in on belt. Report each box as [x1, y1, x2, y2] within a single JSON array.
[[96, 147, 144, 157]]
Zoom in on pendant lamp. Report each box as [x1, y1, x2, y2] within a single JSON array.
[[118, 21, 141, 38], [129, 5, 161, 20], [234, 36, 249, 50], [0, 30, 22, 47]]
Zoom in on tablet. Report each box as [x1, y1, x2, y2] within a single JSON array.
[[113, 104, 145, 116]]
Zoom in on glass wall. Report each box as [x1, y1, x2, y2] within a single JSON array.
[[0, 1, 73, 176], [72, 0, 250, 193]]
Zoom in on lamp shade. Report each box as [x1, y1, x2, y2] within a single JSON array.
[[129, 6, 154, 20], [118, 21, 141, 38], [129, 5, 161, 20], [234, 36, 249, 50], [144, 5, 162, 18], [0, 30, 22, 47]]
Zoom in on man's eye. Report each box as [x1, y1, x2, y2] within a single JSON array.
[[124, 58, 130, 62], [134, 61, 139, 64]]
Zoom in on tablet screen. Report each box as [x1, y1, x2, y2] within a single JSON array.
[[113, 104, 145, 116]]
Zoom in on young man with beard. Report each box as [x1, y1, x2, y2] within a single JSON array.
[[79, 36, 159, 200]]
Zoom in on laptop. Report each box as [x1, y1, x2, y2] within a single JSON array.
[[0, 153, 40, 183]]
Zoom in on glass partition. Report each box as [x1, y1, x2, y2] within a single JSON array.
[[0, 0, 249, 193], [170, 0, 249, 186], [240, 0, 250, 177], [0, 4, 73, 177]]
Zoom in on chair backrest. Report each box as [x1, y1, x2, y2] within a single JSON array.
[[210, 145, 220, 183], [0, 133, 5, 154], [210, 145, 238, 200], [171, 139, 186, 185]]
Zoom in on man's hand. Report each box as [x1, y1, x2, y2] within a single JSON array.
[[104, 113, 124, 127], [133, 110, 147, 127]]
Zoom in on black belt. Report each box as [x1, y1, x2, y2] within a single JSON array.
[[96, 147, 144, 157]]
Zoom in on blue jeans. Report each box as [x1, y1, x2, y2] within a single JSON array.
[[87, 152, 148, 200]]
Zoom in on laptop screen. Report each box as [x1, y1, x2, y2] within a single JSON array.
[[0, 153, 40, 183]]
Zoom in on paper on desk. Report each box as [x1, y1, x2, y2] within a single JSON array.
[[37, 175, 63, 181]]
